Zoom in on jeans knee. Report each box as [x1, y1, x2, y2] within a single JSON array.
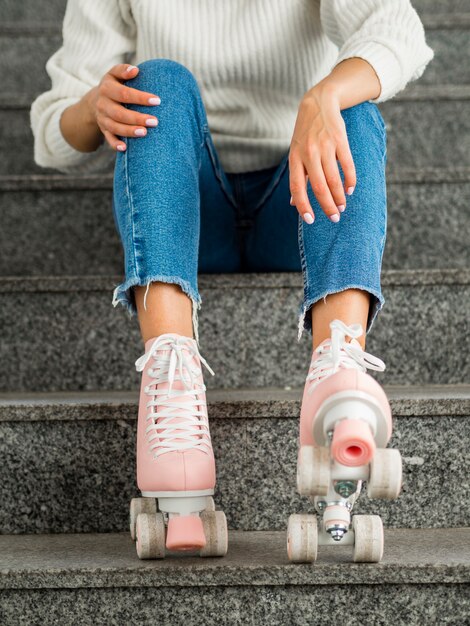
[[130, 58, 201, 97]]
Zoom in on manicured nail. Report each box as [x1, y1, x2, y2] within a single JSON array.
[[116, 144, 126, 151], [290, 196, 294, 205], [347, 186, 355, 195], [337, 204, 345, 213], [126, 65, 138, 73], [135, 128, 146, 136], [330, 213, 340, 223], [145, 118, 159, 126], [148, 96, 161, 105], [303, 213, 314, 224]]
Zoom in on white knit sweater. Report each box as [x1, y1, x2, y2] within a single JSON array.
[[30, 0, 434, 175]]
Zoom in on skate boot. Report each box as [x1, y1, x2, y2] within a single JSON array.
[[287, 319, 402, 563], [129, 332, 228, 559]]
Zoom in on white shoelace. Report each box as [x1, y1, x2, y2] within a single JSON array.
[[306, 320, 386, 395], [135, 335, 215, 458]]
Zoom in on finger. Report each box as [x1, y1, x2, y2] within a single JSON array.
[[336, 138, 356, 196], [100, 116, 149, 138], [103, 129, 127, 152], [108, 63, 139, 80], [108, 101, 159, 128], [103, 76, 161, 107], [304, 152, 340, 222], [321, 143, 346, 212], [289, 153, 315, 224]]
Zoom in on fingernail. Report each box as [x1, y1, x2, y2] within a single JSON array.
[[290, 196, 294, 205], [126, 65, 138, 73], [347, 186, 355, 195], [303, 213, 314, 224], [148, 96, 161, 105], [337, 204, 345, 213], [145, 118, 159, 126], [330, 213, 340, 223], [135, 128, 146, 136], [116, 144, 126, 151]]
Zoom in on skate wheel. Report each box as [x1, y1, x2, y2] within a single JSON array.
[[297, 446, 330, 496], [367, 448, 403, 500], [352, 515, 384, 563], [166, 515, 206, 551], [135, 512, 166, 559], [200, 510, 228, 557], [130, 497, 157, 541], [205, 496, 216, 512], [331, 418, 376, 467], [287, 513, 318, 563]]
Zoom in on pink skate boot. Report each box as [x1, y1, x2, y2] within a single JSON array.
[[287, 320, 402, 564], [129, 333, 228, 559]]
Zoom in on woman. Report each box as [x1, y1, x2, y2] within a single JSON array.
[[30, 0, 433, 558]]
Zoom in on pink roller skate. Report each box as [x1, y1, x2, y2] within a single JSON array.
[[129, 333, 228, 559], [287, 320, 402, 563]]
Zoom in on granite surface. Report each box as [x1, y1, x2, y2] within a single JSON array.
[[1, 585, 469, 626], [0, 400, 468, 533], [1, 272, 469, 391], [2, 99, 469, 175], [0, 529, 469, 588], [1, 181, 469, 276]]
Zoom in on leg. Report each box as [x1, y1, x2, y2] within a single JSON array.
[[244, 100, 387, 346], [111, 58, 239, 345]]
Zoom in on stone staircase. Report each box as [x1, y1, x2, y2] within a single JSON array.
[[0, 0, 469, 623]]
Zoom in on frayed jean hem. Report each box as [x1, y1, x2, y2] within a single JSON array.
[[297, 285, 386, 342], [111, 274, 202, 345]]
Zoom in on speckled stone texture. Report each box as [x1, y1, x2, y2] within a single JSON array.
[[1, 272, 469, 391], [1, 179, 469, 276], [0, 529, 469, 625], [2, 27, 468, 95], [2, 95, 470, 175], [1, 388, 468, 533]]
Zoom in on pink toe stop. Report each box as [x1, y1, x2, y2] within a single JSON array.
[[166, 515, 206, 551], [331, 418, 376, 467]]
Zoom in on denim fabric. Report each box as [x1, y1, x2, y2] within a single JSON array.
[[112, 58, 387, 343]]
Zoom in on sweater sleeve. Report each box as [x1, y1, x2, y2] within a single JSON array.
[[30, 0, 136, 174], [320, 0, 434, 103]]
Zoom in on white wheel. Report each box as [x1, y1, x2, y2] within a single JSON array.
[[205, 496, 216, 512], [135, 512, 166, 559], [297, 446, 330, 496], [287, 513, 318, 563], [367, 449, 402, 500], [352, 515, 384, 563], [130, 497, 157, 540], [200, 510, 228, 557]]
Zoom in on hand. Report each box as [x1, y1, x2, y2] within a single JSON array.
[[289, 84, 356, 224], [85, 64, 161, 152]]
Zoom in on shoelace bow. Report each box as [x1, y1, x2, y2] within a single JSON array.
[[135, 335, 215, 457], [306, 320, 386, 395]]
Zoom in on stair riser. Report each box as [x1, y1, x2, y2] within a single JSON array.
[[1, 279, 468, 391], [2, 181, 469, 276], [1, 100, 469, 175], [2, 29, 467, 95], [0, 412, 467, 533], [1, 584, 468, 626]]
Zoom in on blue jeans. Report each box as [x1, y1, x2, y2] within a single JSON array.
[[112, 59, 387, 344]]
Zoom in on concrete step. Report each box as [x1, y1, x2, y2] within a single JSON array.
[[0, 386, 468, 534], [0, 528, 468, 625], [2, 168, 469, 276], [1, 271, 468, 391], [1, 22, 468, 95], [2, 87, 469, 175]]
